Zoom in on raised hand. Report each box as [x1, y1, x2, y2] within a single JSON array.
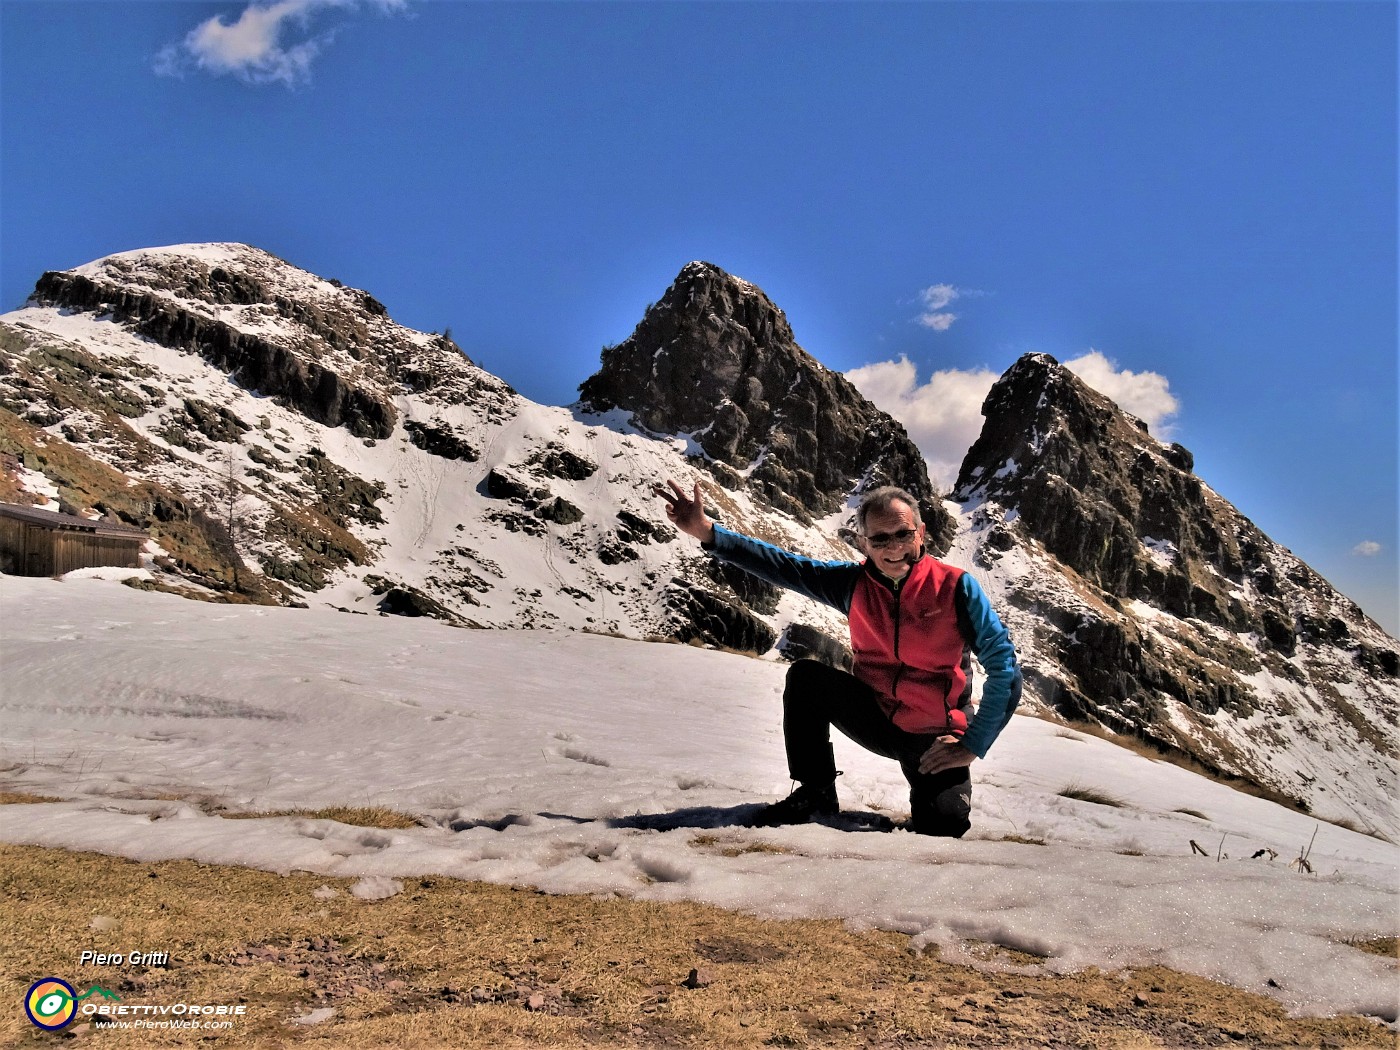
[[652, 478, 715, 544]]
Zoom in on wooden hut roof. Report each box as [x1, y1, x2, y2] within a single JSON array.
[[0, 502, 149, 539]]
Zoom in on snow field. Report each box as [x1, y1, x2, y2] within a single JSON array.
[[0, 575, 1396, 1024]]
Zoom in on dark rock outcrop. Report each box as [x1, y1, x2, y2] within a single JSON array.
[[484, 467, 549, 505], [955, 352, 1397, 775], [296, 451, 385, 525], [535, 496, 583, 525], [33, 271, 397, 439], [958, 354, 1294, 636], [579, 262, 954, 550], [183, 398, 250, 444], [527, 443, 597, 480], [364, 574, 479, 624], [615, 509, 674, 545], [404, 418, 479, 461], [706, 558, 781, 617], [664, 579, 779, 654]]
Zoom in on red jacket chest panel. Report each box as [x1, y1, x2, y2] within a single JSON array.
[[848, 558, 969, 733]]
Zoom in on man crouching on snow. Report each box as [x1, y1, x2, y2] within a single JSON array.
[[654, 479, 1022, 837]]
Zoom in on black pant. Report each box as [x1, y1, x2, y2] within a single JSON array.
[[782, 659, 973, 838]]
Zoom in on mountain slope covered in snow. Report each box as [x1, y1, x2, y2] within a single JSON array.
[[0, 245, 858, 649], [0, 243, 1395, 838]]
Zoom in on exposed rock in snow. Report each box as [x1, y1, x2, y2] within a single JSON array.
[[577, 260, 954, 547], [952, 352, 1398, 834]]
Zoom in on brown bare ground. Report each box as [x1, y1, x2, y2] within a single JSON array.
[[1, 843, 1394, 1048]]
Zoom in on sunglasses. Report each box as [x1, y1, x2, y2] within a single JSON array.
[[863, 528, 919, 549]]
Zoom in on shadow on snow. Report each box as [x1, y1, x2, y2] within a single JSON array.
[[439, 806, 897, 833]]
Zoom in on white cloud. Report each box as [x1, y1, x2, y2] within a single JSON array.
[[916, 283, 962, 331], [155, 0, 405, 85], [845, 356, 1000, 492], [918, 311, 958, 332], [1351, 541, 1383, 557], [920, 284, 958, 312], [847, 351, 1183, 491], [1063, 350, 1179, 435]]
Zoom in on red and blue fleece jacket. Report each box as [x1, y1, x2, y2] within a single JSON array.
[[706, 524, 1022, 758]]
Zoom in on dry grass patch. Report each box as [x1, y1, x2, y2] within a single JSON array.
[[1344, 936, 1398, 959], [1, 843, 1393, 1048], [218, 806, 420, 829], [689, 835, 797, 858], [0, 791, 66, 805], [1057, 782, 1128, 808], [121, 576, 238, 604], [1324, 815, 1394, 843], [962, 939, 1049, 966]]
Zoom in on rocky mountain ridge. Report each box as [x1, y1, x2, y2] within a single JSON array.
[[948, 354, 1396, 830], [579, 261, 955, 551], [1, 244, 1395, 836], [0, 244, 870, 650]]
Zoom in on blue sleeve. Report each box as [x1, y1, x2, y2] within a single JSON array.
[[707, 524, 862, 614], [955, 572, 1023, 758]]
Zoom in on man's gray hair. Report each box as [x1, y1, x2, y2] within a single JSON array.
[[856, 486, 922, 532]]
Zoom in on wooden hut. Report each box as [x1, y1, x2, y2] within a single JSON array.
[[0, 502, 149, 577]]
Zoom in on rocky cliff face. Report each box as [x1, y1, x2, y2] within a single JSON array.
[[579, 262, 955, 551], [959, 353, 1256, 630], [32, 269, 395, 439], [950, 352, 1397, 833], [27, 248, 509, 433]]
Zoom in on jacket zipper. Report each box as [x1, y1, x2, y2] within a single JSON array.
[[889, 577, 905, 703]]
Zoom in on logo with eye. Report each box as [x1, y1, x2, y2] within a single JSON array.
[[26, 979, 76, 1030], [24, 979, 120, 1030]]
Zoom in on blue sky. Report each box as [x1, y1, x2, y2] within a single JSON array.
[[1, 1, 1395, 634]]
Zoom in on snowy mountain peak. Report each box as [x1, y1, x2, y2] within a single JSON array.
[[579, 261, 954, 544], [26, 242, 511, 440], [947, 352, 1398, 834], [61, 242, 387, 330]]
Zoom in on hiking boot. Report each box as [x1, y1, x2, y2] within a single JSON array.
[[746, 780, 839, 827]]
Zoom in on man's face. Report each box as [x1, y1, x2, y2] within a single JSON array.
[[859, 500, 925, 581]]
